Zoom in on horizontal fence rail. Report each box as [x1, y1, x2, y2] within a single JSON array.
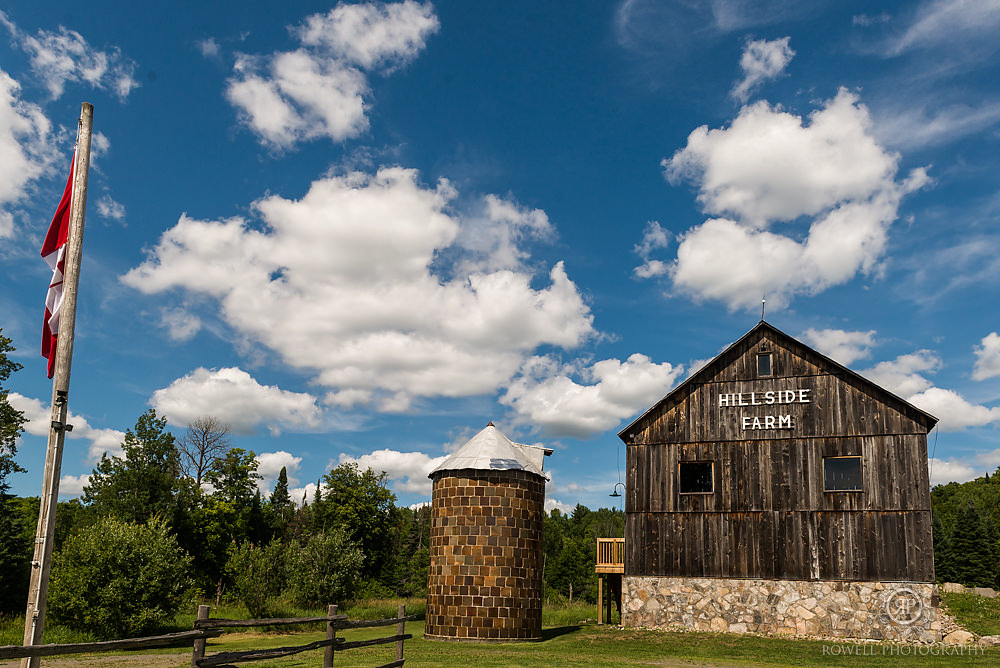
[[0, 629, 221, 660], [193, 603, 415, 668], [1, 604, 414, 668]]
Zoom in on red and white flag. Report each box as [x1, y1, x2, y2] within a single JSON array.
[[41, 153, 76, 379]]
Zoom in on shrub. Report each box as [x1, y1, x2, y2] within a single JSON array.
[[225, 540, 285, 618], [48, 517, 192, 639], [286, 529, 363, 606]]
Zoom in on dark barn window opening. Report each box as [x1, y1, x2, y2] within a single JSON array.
[[757, 353, 772, 376], [824, 456, 863, 492], [679, 461, 714, 494]]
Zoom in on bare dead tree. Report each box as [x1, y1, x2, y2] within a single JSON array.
[[179, 416, 231, 486]]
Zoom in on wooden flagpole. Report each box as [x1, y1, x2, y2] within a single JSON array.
[[21, 102, 93, 668]]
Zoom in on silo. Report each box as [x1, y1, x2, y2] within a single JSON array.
[[425, 423, 550, 641]]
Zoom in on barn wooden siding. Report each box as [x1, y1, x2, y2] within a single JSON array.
[[621, 323, 936, 583]]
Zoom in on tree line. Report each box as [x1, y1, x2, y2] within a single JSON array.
[[932, 470, 1000, 588], [0, 329, 621, 638]]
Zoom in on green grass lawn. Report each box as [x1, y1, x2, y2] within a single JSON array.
[[941, 592, 1000, 637], [4, 597, 1000, 667]]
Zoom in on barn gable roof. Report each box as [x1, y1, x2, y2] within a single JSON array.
[[618, 320, 938, 442], [430, 422, 552, 479]]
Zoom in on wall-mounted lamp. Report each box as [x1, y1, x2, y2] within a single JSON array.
[[609, 482, 625, 498]]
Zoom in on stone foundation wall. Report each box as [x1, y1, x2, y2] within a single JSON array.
[[425, 469, 545, 641], [624, 576, 940, 643]]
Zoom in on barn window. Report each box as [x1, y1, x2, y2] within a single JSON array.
[[824, 456, 863, 492], [679, 461, 714, 494], [757, 353, 772, 376]]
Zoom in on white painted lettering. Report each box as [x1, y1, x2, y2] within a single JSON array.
[[719, 394, 731, 407], [798, 389, 811, 403], [737, 393, 748, 406], [779, 414, 792, 428], [765, 391, 775, 405], [765, 415, 776, 429], [752, 416, 762, 430], [742, 415, 752, 430], [751, 392, 761, 406]]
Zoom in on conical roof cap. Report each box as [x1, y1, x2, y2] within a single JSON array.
[[429, 422, 549, 479]]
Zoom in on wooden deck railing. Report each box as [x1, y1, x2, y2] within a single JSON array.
[[596, 537, 625, 573]]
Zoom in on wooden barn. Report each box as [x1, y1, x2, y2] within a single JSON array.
[[616, 321, 941, 641]]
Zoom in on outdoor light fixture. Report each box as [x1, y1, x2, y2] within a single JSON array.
[[609, 482, 625, 498]]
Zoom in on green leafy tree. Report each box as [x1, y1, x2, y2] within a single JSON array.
[[47, 517, 192, 638], [0, 330, 28, 611], [0, 330, 26, 490], [225, 539, 285, 618], [206, 447, 261, 508], [83, 409, 185, 525], [315, 463, 396, 579], [188, 499, 246, 593], [286, 529, 364, 606]]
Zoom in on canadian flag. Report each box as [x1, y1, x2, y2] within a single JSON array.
[[41, 153, 75, 379]]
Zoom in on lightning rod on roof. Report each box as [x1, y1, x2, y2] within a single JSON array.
[[761, 295, 766, 322]]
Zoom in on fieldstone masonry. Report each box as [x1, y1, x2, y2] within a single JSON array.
[[425, 469, 545, 641], [624, 576, 941, 643]]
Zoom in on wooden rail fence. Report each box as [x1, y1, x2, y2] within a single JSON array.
[[0, 604, 415, 668]]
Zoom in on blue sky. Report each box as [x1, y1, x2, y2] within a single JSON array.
[[2, 0, 999, 511]]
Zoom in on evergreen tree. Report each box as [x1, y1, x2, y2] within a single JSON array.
[[83, 409, 185, 525], [932, 510, 953, 583], [947, 503, 997, 587], [271, 466, 291, 510]]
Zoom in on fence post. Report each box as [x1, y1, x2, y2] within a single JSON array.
[[323, 604, 338, 668], [396, 604, 405, 663], [191, 605, 209, 667]]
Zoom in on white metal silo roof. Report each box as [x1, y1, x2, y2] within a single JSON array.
[[429, 422, 551, 478]]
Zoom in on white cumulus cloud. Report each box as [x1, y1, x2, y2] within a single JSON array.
[[160, 308, 202, 342], [928, 458, 979, 486], [972, 332, 1000, 381], [124, 168, 594, 410], [502, 353, 683, 439], [255, 450, 302, 495], [150, 367, 322, 435], [0, 68, 55, 239], [545, 498, 574, 515], [731, 36, 794, 103], [662, 89, 929, 310], [860, 350, 940, 398], [59, 474, 91, 498], [339, 449, 446, 495], [295, 0, 439, 71], [0, 11, 138, 100], [8, 392, 125, 461], [800, 328, 876, 366], [96, 194, 126, 222], [226, 1, 438, 148], [908, 387, 1000, 431], [632, 220, 671, 279], [860, 350, 1000, 431]]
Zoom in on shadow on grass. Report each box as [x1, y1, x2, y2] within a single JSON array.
[[539, 625, 583, 641]]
